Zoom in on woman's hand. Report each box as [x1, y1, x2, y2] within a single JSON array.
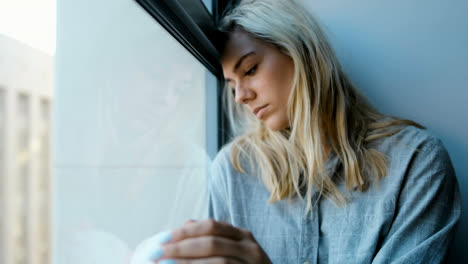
[[154, 219, 272, 264]]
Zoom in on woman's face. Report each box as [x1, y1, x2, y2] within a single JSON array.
[[221, 29, 295, 131]]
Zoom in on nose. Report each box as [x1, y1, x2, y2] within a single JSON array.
[[234, 82, 255, 104]]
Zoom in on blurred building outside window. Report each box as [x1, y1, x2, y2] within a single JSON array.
[[0, 0, 55, 263], [0, 34, 53, 264]]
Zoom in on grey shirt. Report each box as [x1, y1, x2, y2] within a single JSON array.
[[207, 125, 461, 264]]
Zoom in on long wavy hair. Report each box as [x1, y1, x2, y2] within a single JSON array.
[[218, 0, 422, 213]]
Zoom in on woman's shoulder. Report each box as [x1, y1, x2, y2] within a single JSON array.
[[208, 141, 266, 201], [396, 124, 452, 166], [371, 123, 455, 185], [362, 124, 458, 220], [210, 139, 260, 183], [370, 123, 447, 159], [209, 142, 239, 184], [211, 139, 255, 170], [211, 142, 234, 171]]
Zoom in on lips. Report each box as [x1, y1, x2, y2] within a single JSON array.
[[252, 105, 268, 118]]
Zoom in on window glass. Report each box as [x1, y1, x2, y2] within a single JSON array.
[[202, 0, 213, 14], [55, 0, 217, 263]]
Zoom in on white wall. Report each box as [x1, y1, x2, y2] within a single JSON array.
[[304, 0, 467, 262], [54, 0, 214, 263]]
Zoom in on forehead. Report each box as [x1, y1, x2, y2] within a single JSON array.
[[221, 29, 266, 71]]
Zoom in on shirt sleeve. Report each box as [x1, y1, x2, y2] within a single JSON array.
[[372, 138, 461, 264], [206, 149, 231, 222]]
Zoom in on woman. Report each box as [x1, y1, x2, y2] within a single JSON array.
[[152, 0, 461, 263]]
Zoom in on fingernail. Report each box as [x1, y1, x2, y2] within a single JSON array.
[[155, 231, 173, 244], [158, 260, 177, 264], [185, 219, 196, 225], [149, 247, 164, 260]]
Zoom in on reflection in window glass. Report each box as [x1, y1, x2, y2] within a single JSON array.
[[55, 0, 217, 263]]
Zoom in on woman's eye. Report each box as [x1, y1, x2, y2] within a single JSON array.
[[245, 65, 257, 76]]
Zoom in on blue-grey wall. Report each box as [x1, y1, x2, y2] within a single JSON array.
[[304, 0, 467, 262]]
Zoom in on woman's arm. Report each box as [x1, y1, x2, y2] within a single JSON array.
[[156, 219, 272, 264], [151, 150, 273, 263], [372, 138, 461, 263]]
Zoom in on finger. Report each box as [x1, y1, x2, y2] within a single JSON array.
[[156, 257, 243, 264], [184, 219, 196, 226], [168, 219, 249, 244], [161, 236, 245, 260]]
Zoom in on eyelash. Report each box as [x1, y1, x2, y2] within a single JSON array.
[[245, 64, 258, 76], [229, 65, 258, 96]]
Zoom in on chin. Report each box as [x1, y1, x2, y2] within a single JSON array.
[[265, 119, 288, 131]]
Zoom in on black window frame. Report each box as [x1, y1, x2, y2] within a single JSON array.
[[135, 0, 236, 149]]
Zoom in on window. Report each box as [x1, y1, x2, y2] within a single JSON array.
[[54, 0, 221, 262], [202, 0, 213, 14]]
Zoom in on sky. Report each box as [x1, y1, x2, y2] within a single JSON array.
[[0, 0, 56, 55]]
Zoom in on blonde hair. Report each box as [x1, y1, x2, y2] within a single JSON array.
[[218, 0, 423, 213]]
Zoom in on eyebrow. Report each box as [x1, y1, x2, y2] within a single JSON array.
[[225, 51, 256, 83]]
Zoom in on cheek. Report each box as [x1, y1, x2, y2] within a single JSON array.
[[254, 55, 294, 109], [268, 62, 294, 100], [270, 74, 293, 107], [250, 72, 270, 96]]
